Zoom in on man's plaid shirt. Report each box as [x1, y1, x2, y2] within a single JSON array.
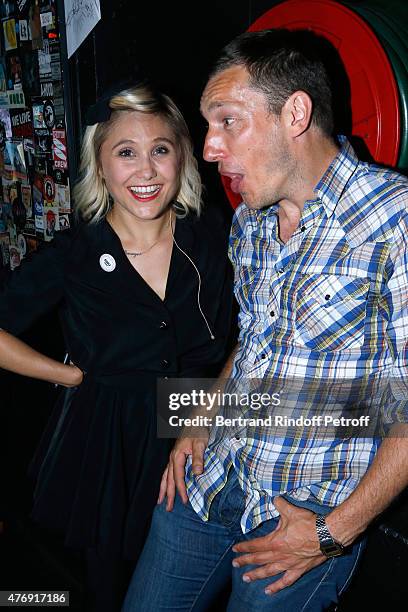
[[185, 137, 408, 533]]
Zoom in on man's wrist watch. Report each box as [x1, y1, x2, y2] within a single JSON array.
[[315, 514, 345, 558]]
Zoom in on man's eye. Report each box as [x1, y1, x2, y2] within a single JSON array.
[[118, 148, 134, 157], [223, 117, 235, 127]]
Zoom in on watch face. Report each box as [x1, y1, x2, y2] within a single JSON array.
[[321, 541, 344, 557]]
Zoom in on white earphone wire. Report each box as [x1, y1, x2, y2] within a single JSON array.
[[170, 215, 215, 340]]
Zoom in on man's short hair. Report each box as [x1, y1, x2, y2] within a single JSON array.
[[210, 29, 335, 137]]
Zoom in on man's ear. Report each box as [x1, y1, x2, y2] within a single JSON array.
[[282, 90, 313, 137]]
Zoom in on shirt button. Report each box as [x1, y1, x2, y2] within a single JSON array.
[[325, 294, 331, 301], [234, 435, 241, 440], [260, 353, 266, 359], [159, 321, 168, 329], [300, 225, 306, 232], [278, 268, 285, 274], [161, 359, 170, 369], [270, 310, 275, 317]]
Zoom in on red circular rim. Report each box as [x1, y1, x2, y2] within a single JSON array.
[[223, 0, 400, 208]]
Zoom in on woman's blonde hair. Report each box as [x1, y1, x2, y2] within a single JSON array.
[[74, 83, 202, 223]]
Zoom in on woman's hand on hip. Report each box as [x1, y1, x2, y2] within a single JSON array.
[[157, 429, 209, 511], [61, 363, 84, 387]]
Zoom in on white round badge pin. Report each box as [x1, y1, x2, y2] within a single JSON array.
[[99, 253, 116, 272]]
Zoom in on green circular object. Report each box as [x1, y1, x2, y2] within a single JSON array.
[[352, 5, 408, 170], [380, 44, 408, 171], [358, 3, 408, 52], [361, 3, 408, 54], [361, 0, 408, 37], [364, 5, 408, 165]]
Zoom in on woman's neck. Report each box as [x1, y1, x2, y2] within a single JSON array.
[[107, 206, 173, 249]]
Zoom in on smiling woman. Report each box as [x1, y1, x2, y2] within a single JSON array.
[[0, 82, 234, 611], [76, 83, 201, 223], [102, 114, 180, 209]]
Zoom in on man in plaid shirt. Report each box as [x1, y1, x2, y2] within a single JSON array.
[[124, 29, 408, 611]]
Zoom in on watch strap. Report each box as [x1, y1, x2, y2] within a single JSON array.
[[315, 514, 345, 557]]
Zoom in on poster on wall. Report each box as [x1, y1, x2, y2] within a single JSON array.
[[6, 55, 23, 91], [17, 232, 26, 257], [43, 205, 58, 240], [3, 19, 18, 51], [0, 109, 12, 138], [10, 108, 34, 138], [18, 19, 29, 42], [17, 0, 30, 15], [55, 182, 70, 211], [33, 178, 44, 234], [32, 103, 46, 130], [1, 3, 17, 20], [3, 140, 28, 181], [29, 1, 43, 50], [58, 212, 70, 230], [0, 233, 10, 267], [64, 0, 101, 58], [21, 182, 32, 218], [9, 244, 21, 269], [43, 174, 55, 204], [38, 40, 52, 81], [6, 90, 26, 108], [0, 60, 7, 106], [52, 127, 67, 169]]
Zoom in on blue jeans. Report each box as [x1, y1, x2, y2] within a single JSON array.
[[123, 471, 364, 611]]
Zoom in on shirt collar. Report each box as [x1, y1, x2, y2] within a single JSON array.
[[257, 202, 279, 221], [313, 136, 359, 217]]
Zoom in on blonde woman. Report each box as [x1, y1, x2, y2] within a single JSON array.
[[0, 82, 233, 611]]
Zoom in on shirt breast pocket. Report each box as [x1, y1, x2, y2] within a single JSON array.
[[293, 274, 370, 351]]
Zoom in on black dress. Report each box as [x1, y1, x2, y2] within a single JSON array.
[[0, 211, 233, 560]]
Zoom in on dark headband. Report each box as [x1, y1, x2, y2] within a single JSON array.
[[85, 78, 142, 125]]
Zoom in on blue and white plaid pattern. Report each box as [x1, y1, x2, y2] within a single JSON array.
[[186, 138, 408, 533]]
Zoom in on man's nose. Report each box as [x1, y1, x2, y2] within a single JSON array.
[[203, 132, 225, 163]]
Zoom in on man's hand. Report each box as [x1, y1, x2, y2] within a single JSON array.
[[232, 497, 326, 595], [157, 428, 209, 511]]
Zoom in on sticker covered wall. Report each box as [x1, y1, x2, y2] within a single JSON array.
[[0, 0, 72, 269]]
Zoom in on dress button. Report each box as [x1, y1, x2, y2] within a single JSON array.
[[161, 359, 170, 369], [159, 321, 168, 329]]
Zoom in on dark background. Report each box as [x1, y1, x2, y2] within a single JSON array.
[[1, 0, 407, 609]]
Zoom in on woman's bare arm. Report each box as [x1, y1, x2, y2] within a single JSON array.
[[0, 329, 83, 387]]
